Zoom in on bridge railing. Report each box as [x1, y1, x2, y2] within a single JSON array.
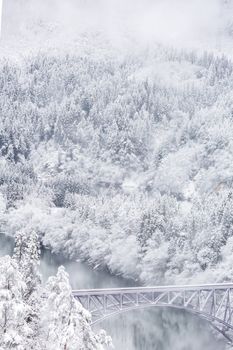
[[73, 283, 233, 296]]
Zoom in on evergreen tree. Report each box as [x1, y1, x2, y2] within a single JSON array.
[[0, 256, 32, 350], [39, 266, 112, 350], [13, 230, 42, 346], [137, 208, 165, 253], [13, 230, 41, 300]]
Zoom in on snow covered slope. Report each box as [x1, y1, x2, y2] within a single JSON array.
[[1, 0, 233, 287]]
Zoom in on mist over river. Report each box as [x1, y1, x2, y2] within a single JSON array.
[[0, 234, 226, 350]]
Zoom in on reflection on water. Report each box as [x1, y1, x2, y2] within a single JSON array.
[[0, 234, 226, 350], [100, 309, 225, 350], [0, 233, 13, 256], [41, 249, 226, 350]]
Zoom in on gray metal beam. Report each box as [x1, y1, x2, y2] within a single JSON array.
[[72, 283, 233, 344]]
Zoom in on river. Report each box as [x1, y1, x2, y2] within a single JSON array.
[[0, 234, 226, 350]]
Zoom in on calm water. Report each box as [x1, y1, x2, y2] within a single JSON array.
[[0, 234, 226, 350]]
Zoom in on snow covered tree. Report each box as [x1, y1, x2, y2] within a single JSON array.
[[140, 239, 170, 284], [137, 209, 164, 253], [0, 256, 32, 350], [219, 191, 233, 241], [39, 266, 112, 350], [13, 230, 42, 345], [13, 230, 41, 301]]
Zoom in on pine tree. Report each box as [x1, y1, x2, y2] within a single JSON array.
[[39, 266, 111, 350], [137, 209, 165, 253], [13, 230, 42, 347], [13, 230, 41, 300], [0, 256, 32, 350]]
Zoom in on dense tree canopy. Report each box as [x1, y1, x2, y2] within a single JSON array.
[[0, 45, 233, 285]]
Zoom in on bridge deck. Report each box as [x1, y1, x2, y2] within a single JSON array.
[[73, 283, 233, 295]]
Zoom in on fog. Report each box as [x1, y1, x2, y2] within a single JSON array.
[[0, 1, 232, 349], [0, 0, 2, 36], [1, 0, 232, 51]]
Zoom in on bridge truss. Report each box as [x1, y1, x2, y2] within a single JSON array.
[[73, 283, 233, 344]]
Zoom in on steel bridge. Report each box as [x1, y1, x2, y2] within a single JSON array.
[[73, 283, 233, 344]]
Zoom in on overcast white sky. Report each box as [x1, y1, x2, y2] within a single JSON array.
[[1, 0, 232, 51], [0, 0, 2, 36]]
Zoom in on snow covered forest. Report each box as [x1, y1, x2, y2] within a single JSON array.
[[0, 232, 111, 349], [1, 44, 233, 284], [1, 0, 233, 349]]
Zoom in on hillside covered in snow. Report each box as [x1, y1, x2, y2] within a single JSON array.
[[0, 41, 233, 285], [1, 1, 233, 348]]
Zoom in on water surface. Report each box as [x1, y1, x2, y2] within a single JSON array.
[[0, 234, 226, 350]]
